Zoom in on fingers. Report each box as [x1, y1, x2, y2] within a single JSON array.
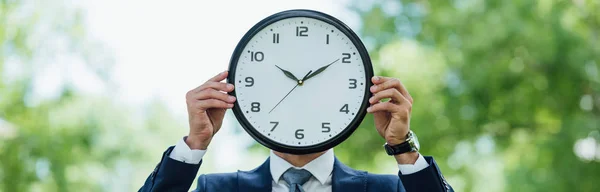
[[207, 70, 229, 83], [186, 71, 237, 111], [193, 99, 234, 111], [196, 82, 235, 93], [371, 76, 413, 103], [367, 101, 399, 113], [186, 82, 234, 100], [368, 76, 413, 117], [367, 101, 412, 121], [190, 71, 233, 93], [368, 89, 410, 105], [195, 89, 236, 103]]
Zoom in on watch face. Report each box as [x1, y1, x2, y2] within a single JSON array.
[[228, 10, 373, 154], [412, 132, 420, 150]]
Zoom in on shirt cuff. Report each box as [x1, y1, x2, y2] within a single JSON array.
[[397, 153, 429, 175], [168, 137, 206, 164]]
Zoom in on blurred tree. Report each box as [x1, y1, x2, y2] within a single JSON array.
[[0, 0, 181, 191], [0, 0, 115, 191], [332, 0, 600, 191]]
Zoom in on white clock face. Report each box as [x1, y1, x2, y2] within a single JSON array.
[[232, 16, 368, 147]]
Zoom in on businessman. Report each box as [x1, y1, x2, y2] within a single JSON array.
[[140, 71, 453, 192]]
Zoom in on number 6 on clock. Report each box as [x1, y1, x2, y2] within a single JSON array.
[[227, 9, 373, 154]]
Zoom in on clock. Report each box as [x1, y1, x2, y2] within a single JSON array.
[[227, 9, 373, 154]]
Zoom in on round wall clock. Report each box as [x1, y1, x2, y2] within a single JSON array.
[[228, 9, 373, 154]]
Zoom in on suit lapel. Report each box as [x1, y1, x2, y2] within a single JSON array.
[[332, 158, 367, 192], [236, 157, 368, 192], [237, 158, 272, 192]]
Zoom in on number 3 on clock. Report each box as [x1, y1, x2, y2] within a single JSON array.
[[228, 10, 373, 154]]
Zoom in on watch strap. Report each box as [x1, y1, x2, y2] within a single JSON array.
[[384, 142, 412, 155]]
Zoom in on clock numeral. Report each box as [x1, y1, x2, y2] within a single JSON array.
[[296, 26, 308, 37], [250, 51, 264, 62], [251, 102, 261, 112], [245, 77, 254, 87], [340, 104, 349, 114], [270, 121, 279, 131], [342, 53, 351, 63], [272, 33, 279, 44], [349, 79, 357, 89], [326, 34, 329, 44], [295, 129, 304, 139], [322, 122, 331, 133]]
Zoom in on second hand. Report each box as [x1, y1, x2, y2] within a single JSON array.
[[268, 70, 313, 114]]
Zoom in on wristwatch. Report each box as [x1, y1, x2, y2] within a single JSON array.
[[384, 130, 420, 155]]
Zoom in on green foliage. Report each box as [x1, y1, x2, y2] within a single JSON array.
[[0, 1, 182, 191], [2, 0, 599, 191], [333, 0, 600, 191]]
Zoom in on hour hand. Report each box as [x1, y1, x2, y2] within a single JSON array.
[[275, 65, 300, 82]]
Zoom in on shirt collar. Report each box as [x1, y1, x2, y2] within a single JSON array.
[[269, 149, 334, 185]]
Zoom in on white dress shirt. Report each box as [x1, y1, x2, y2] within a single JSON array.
[[169, 138, 429, 192], [270, 150, 335, 192]]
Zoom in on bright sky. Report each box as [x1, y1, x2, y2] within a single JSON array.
[[83, 0, 356, 116], [11, 0, 597, 190], [81, 0, 358, 175]]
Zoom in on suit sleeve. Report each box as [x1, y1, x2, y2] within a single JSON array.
[[139, 146, 201, 192], [398, 156, 454, 192]]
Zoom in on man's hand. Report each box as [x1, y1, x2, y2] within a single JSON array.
[[367, 76, 418, 164], [185, 71, 236, 150]]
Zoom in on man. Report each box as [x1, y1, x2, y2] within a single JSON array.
[[139, 71, 453, 192]]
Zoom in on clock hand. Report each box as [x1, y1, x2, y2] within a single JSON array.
[[268, 85, 298, 114], [301, 70, 313, 80], [275, 65, 300, 82], [297, 69, 313, 85], [302, 58, 340, 82], [269, 70, 313, 113]]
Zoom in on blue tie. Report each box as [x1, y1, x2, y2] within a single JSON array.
[[282, 168, 313, 192]]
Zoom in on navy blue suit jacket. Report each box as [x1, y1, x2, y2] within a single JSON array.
[[139, 147, 453, 192]]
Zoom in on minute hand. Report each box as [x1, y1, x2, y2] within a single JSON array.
[[303, 58, 340, 82]]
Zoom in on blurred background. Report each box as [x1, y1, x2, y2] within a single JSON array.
[[1, 0, 599, 191]]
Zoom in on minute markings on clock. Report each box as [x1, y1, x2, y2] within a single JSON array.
[[232, 15, 369, 151]]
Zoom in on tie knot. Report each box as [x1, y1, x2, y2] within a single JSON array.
[[282, 168, 312, 186]]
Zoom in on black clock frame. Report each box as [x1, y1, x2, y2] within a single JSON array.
[[227, 9, 374, 154]]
